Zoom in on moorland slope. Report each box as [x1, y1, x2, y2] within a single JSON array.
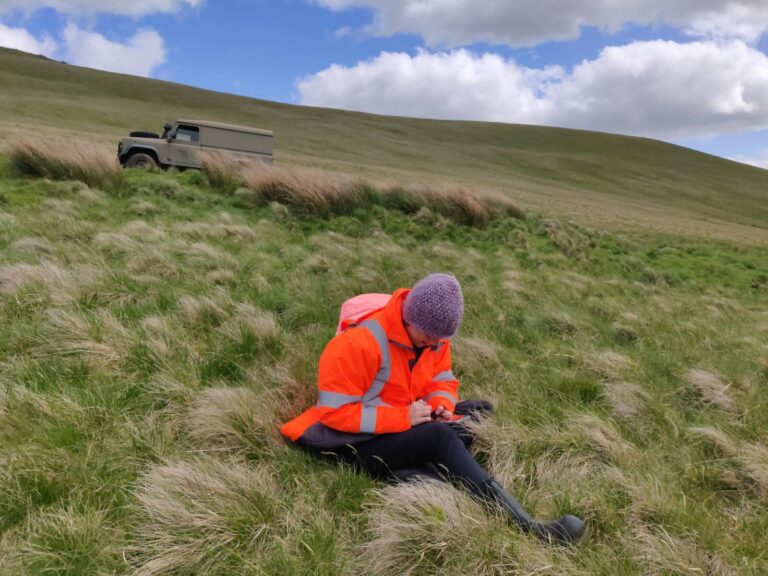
[[1, 47, 768, 242]]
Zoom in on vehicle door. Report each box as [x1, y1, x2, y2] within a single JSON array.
[[166, 124, 202, 167]]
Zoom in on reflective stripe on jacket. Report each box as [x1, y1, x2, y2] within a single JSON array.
[[280, 288, 461, 448]]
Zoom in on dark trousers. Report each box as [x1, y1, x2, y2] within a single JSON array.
[[315, 399, 493, 494]]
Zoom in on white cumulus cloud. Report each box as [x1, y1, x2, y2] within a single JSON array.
[[299, 49, 560, 122], [0, 0, 201, 17], [298, 40, 768, 140], [0, 22, 58, 56], [543, 40, 768, 139], [62, 23, 167, 77], [313, 0, 768, 46]]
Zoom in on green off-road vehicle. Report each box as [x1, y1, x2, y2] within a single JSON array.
[[118, 119, 273, 169]]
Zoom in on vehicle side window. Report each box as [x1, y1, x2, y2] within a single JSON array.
[[175, 125, 199, 143]]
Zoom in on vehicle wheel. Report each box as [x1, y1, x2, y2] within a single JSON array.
[[126, 153, 157, 169]]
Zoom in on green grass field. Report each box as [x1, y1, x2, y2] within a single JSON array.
[[1, 161, 767, 574], [1, 46, 768, 575]]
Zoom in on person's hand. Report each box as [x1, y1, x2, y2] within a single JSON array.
[[432, 405, 453, 422], [409, 400, 432, 426]]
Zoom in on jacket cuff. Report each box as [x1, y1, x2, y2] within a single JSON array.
[[427, 396, 454, 413]]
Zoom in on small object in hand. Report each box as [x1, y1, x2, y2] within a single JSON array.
[[432, 413, 471, 424]]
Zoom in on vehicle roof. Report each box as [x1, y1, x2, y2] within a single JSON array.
[[176, 119, 273, 137]]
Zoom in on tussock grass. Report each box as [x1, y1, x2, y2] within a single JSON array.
[[601, 380, 651, 422], [76, 186, 106, 205], [363, 481, 579, 576], [131, 177, 182, 198], [381, 183, 524, 227], [144, 372, 200, 408], [0, 506, 120, 576], [452, 336, 502, 383], [126, 245, 178, 279], [37, 179, 91, 197], [689, 426, 768, 495], [8, 139, 122, 192], [240, 164, 377, 217], [176, 220, 257, 241], [0, 384, 85, 426], [688, 426, 739, 457], [2, 166, 768, 574], [131, 199, 157, 216], [93, 231, 138, 255], [35, 308, 132, 368], [531, 451, 604, 490], [121, 220, 165, 242], [200, 155, 523, 226], [0, 261, 70, 297], [198, 150, 252, 193], [206, 268, 238, 287], [631, 525, 738, 576], [542, 309, 579, 336], [501, 268, 524, 295], [186, 387, 279, 458], [0, 260, 101, 306], [128, 457, 284, 575], [573, 413, 634, 464], [467, 419, 528, 485], [184, 241, 238, 268], [453, 336, 500, 366], [539, 219, 593, 260], [586, 350, 632, 381], [10, 236, 55, 255], [684, 368, 735, 411], [179, 294, 230, 328], [258, 363, 316, 425], [738, 442, 768, 493], [42, 198, 74, 215], [217, 303, 282, 350], [626, 473, 680, 525], [139, 314, 184, 364]]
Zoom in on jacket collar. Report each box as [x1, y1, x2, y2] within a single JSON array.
[[381, 288, 412, 349]]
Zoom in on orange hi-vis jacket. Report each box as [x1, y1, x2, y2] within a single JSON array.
[[280, 288, 461, 449]]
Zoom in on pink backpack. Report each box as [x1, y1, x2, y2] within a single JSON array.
[[336, 293, 391, 335]]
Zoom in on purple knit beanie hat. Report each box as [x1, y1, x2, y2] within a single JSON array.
[[403, 273, 464, 339]]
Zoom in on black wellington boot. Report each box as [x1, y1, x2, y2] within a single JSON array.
[[479, 478, 585, 545]]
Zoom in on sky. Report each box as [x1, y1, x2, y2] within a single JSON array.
[[1, 0, 767, 169]]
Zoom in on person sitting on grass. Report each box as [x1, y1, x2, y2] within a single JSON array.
[[280, 273, 585, 544]]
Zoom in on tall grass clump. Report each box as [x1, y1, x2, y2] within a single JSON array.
[[690, 426, 768, 495], [200, 154, 523, 226], [186, 387, 279, 459], [0, 506, 121, 576], [630, 525, 738, 576], [362, 481, 579, 576], [382, 184, 524, 227], [198, 150, 251, 193], [8, 140, 123, 192], [684, 368, 735, 412], [240, 164, 375, 217], [128, 457, 285, 575]]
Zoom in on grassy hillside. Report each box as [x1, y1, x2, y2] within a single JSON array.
[[2, 47, 768, 574], [2, 47, 768, 243], [1, 154, 768, 574]]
